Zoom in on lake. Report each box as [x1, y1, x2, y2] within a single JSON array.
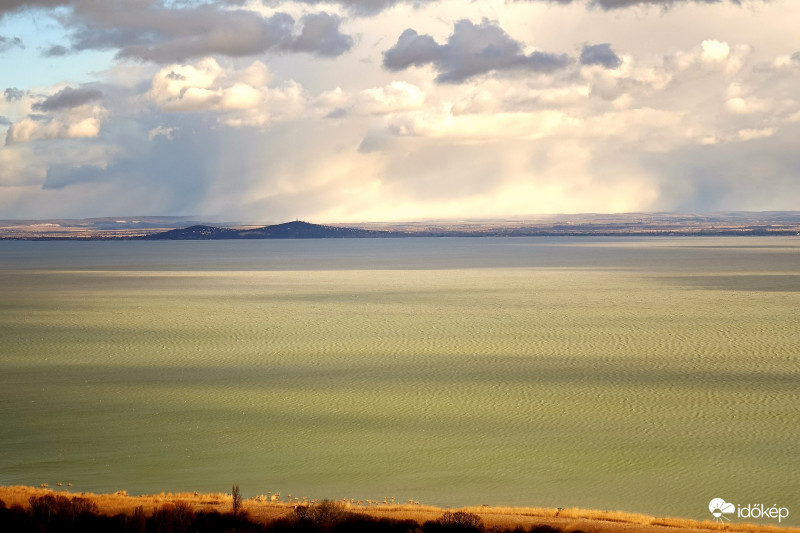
[[0, 237, 798, 524]]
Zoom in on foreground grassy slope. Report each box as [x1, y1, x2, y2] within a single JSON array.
[[1, 486, 796, 533]]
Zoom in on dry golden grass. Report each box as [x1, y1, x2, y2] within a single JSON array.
[[1, 485, 797, 533]]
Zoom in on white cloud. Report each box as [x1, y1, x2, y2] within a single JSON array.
[[356, 81, 426, 114], [220, 83, 263, 110], [384, 108, 574, 141], [314, 87, 348, 111], [701, 39, 730, 62], [668, 40, 749, 75], [6, 105, 106, 144], [148, 126, 175, 140], [164, 87, 222, 113], [147, 58, 225, 109], [450, 81, 591, 114], [2, 83, 107, 145], [725, 96, 765, 114], [146, 58, 311, 125], [229, 61, 272, 87], [737, 127, 776, 141]]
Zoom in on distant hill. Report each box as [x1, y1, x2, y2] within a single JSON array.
[[143, 221, 399, 240], [143, 225, 240, 240], [237, 221, 394, 238]]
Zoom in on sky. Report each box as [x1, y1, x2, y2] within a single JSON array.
[[1, 0, 799, 223]]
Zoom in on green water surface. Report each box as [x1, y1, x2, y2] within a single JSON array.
[[0, 238, 798, 524]]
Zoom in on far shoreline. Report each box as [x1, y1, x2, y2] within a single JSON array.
[[2, 212, 800, 240]]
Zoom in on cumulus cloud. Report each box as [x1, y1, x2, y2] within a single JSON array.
[[666, 39, 749, 75], [32, 86, 103, 112], [313, 81, 427, 117], [701, 39, 730, 62], [737, 127, 775, 141], [6, 115, 103, 143], [383, 108, 575, 141], [383, 19, 571, 83], [580, 43, 621, 68], [147, 58, 224, 110], [5, 85, 106, 144], [309, 81, 429, 118], [357, 81, 425, 114], [145, 58, 308, 126], [147, 58, 261, 113], [450, 81, 591, 114]]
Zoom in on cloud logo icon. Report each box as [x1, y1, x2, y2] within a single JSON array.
[[709, 498, 735, 522]]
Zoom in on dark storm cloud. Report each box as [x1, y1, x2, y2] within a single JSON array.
[[286, 12, 353, 57], [0, 116, 11, 126], [106, 10, 296, 62], [0, 35, 24, 53], [383, 29, 439, 69], [580, 43, 621, 68], [4, 88, 24, 101], [383, 19, 570, 83], [32, 86, 103, 111], [55, 2, 353, 62]]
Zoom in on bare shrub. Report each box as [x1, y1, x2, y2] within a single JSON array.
[[293, 504, 311, 521], [313, 499, 346, 525], [292, 499, 347, 529], [426, 511, 485, 532], [28, 493, 99, 526], [152, 501, 195, 533], [70, 496, 99, 516]]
